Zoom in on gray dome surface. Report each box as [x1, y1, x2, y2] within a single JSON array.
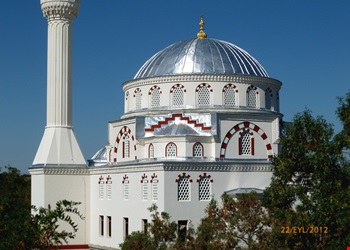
[[134, 38, 268, 79]]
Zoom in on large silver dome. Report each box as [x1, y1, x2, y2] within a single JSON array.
[[134, 38, 269, 79]]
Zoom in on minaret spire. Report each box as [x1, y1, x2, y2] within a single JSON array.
[[196, 14, 207, 39], [33, 0, 86, 167]]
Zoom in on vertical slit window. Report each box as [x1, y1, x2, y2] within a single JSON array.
[[107, 216, 112, 237], [99, 215, 104, 236]]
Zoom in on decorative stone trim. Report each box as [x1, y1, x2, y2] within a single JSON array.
[[41, 0, 80, 20], [122, 74, 282, 91], [164, 163, 273, 172], [36, 168, 90, 175]]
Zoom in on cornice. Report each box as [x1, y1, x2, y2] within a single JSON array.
[[30, 167, 89, 175], [122, 74, 282, 91], [164, 163, 273, 172], [89, 161, 273, 174], [41, 0, 80, 21]]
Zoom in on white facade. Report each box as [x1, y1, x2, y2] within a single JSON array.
[[31, 4, 282, 249]]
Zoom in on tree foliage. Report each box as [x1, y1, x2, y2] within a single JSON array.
[[0, 166, 84, 249], [195, 192, 271, 250], [262, 109, 350, 249], [120, 204, 188, 250]]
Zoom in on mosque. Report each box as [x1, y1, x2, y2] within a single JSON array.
[[30, 0, 282, 249]]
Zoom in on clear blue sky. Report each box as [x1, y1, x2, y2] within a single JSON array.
[[1, 1, 349, 174]]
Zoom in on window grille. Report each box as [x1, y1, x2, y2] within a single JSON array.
[[198, 86, 210, 106], [223, 85, 236, 106], [178, 176, 190, 201], [123, 181, 129, 200], [166, 143, 177, 157], [123, 138, 130, 158], [135, 90, 142, 110], [193, 143, 203, 157], [149, 144, 154, 158], [198, 177, 211, 201], [151, 179, 159, 201], [172, 87, 184, 106], [142, 181, 148, 201], [106, 183, 112, 200], [247, 86, 257, 108], [99, 182, 105, 199], [151, 89, 160, 108], [240, 130, 251, 155]]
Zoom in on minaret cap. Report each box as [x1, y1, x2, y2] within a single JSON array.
[[196, 15, 207, 39]]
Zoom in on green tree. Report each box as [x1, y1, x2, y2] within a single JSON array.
[[0, 166, 31, 249], [0, 166, 84, 249], [120, 204, 195, 250], [335, 92, 350, 149], [262, 110, 350, 249], [195, 192, 271, 250]]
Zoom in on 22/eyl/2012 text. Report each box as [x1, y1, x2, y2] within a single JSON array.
[[281, 226, 328, 234]]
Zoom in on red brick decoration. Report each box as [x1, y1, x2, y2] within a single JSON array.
[[195, 83, 213, 92], [133, 88, 142, 97], [148, 85, 162, 95], [170, 84, 186, 93], [150, 173, 158, 183], [175, 173, 193, 183], [145, 113, 211, 132], [122, 174, 129, 184], [196, 173, 214, 183], [140, 173, 148, 183], [112, 126, 135, 162], [220, 122, 273, 159]]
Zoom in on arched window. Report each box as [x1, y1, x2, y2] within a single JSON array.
[[223, 84, 237, 106], [239, 129, 254, 156], [151, 173, 159, 201], [265, 88, 272, 110], [198, 175, 212, 201], [166, 142, 177, 157], [106, 175, 112, 200], [122, 175, 129, 200], [171, 85, 185, 107], [176, 174, 192, 201], [149, 86, 161, 108], [247, 85, 257, 108], [134, 88, 142, 110], [149, 143, 154, 158], [141, 174, 148, 201], [197, 85, 211, 106], [193, 142, 203, 157], [98, 176, 105, 199]]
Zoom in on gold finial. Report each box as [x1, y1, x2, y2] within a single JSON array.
[[197, 14, 207, 39]]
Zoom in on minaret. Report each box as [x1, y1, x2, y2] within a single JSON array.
[[33, 0, 86, 167]]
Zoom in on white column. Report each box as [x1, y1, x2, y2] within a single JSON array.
[[33, 0, 85, 166]]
